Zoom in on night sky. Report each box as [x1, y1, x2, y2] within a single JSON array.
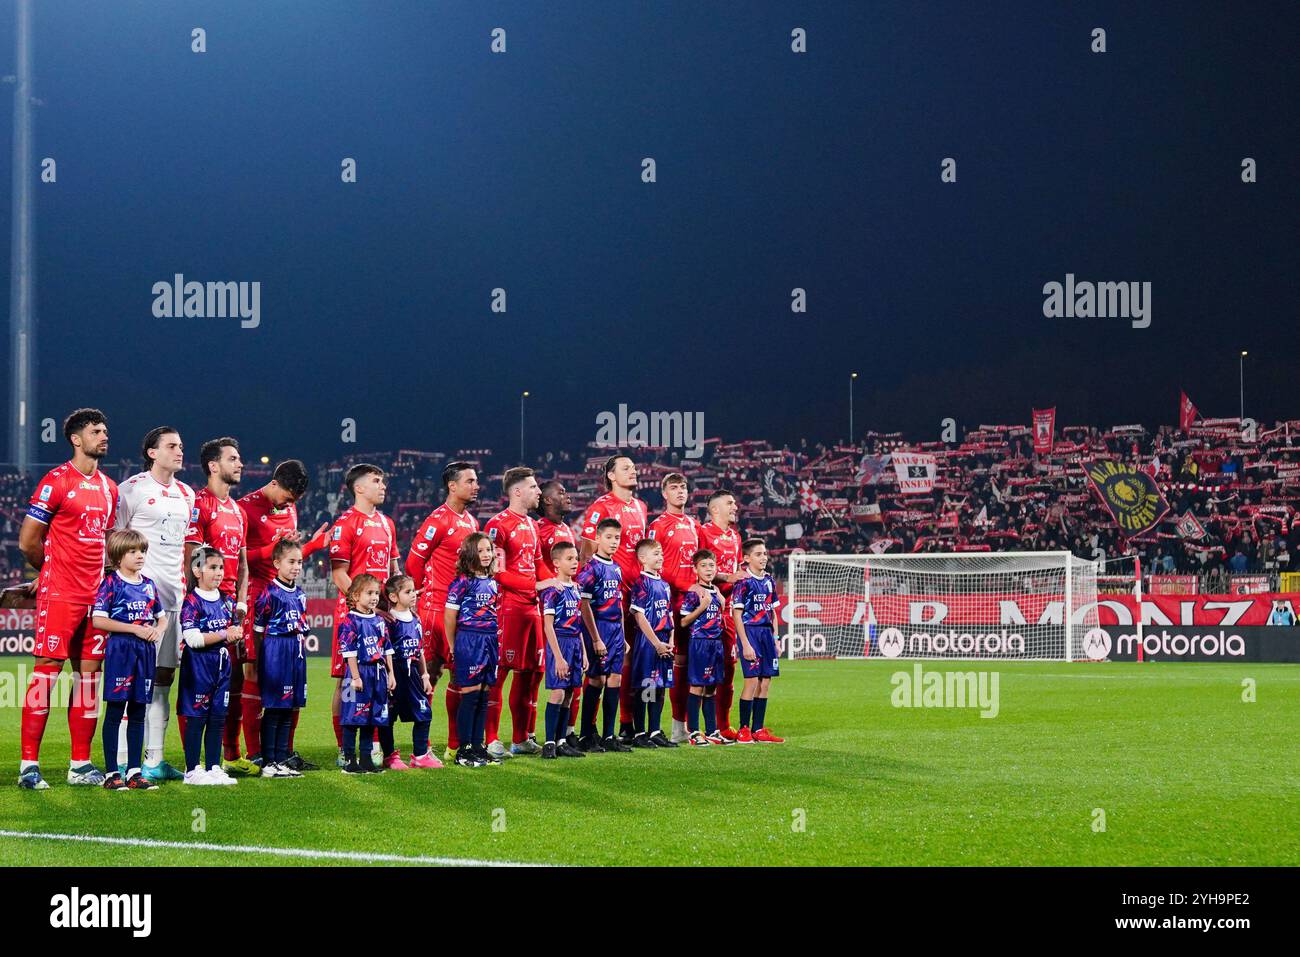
[[1, 1, 1295, 467]]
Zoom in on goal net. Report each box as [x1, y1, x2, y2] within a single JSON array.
[[786, 551, 1101, 661]]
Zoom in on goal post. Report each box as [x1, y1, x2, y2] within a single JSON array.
[[786, 551, 1101, 661]]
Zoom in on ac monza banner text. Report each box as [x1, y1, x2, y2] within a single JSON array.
[[1032, 407, 1055, 454], [892, 452, 937, 493], [785, 591, 1300, 630], [1085, 459, 1169, 537]]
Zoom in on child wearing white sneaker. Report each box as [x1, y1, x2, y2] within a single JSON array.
[[178, 546, 242, 786]]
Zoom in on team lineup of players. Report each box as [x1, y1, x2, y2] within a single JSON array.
[[15, 408, 784, 789]]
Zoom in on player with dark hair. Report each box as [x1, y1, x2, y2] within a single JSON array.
[[108, 427, 195, 782], [251, 538, 311, 777], [326, 463, 398, 767], [648, 472, 700, 743], [484, 466, 560, 757], [236, 460, 328, 773], [697, 488, 742, 738], [405, 461, 480, 762], [17, 408, 119, 789], [578, 453, 648, 742], [184, 436, 251, 772]]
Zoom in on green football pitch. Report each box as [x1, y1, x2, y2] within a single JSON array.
[[0, 657, 1295, 866]]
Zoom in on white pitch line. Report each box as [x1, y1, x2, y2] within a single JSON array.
[[0, 829, 544, 867]]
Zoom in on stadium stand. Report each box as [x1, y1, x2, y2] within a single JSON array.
[[2, 417, 1297, 596]]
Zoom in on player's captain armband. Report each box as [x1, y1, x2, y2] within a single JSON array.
[[26, 503, 53, 523]]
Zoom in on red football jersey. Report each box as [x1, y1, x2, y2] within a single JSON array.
[[485, 508, 540, 608], [238, 489, 300, 588], [698, 521, 742, 597], [185, 488, 247, 596], [535, 517, 577, 581], [328, 506, 397, 579], [579, 491, 648, 590], [648, 511, 700, 599], [26, 462, 119, 605], [405, 502, 479, 611]]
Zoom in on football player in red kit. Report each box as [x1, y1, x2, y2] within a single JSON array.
[[327, 464, 399, 767], [405, 461, 480, 763], [236, 460, 327, 773], [484, 467, 561, 757], [183, 437, 249, 770], [578, 454, 648, 742], [17, 409, 119, 790], [648, 472, 700, 743], [697, 489, 743, 738]]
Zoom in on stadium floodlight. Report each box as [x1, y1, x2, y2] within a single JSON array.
[[786, 551, 1101, 661], [1239, 350, 1247, 420], [848, 372, 858, 444], [8, 0, 36, 474]]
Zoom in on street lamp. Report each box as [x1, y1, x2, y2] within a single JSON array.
[[520, 391, 529, 462], [1239, 351, 1247, 421], [849, 372, 858, 445]]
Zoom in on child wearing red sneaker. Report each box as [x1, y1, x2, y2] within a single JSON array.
[[729, 538, 784, 744]]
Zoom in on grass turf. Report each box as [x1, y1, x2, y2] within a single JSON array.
[[0, 657, 1295, 866]]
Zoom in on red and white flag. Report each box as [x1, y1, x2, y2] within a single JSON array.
[[1175, 511, 1206, 540], [1032, 407, 1055, 454], [798, 479, 823, 514], [892, 452, 937, 494], [1179, 391, 1200, 431]]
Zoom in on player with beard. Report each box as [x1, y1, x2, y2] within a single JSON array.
[[697, 489, 743, 738], [17, 409, 119, 789], [484, 467, 562, 757], [404, 461, 481, 763], [535, 480, 579, 741], [326, 464, 399, 768], [184, 438, 252, 773], [578, 454, 648, 742], [237, 460, 328, 773], [112, 427, 196, 782], [647, 472, 700, 744]]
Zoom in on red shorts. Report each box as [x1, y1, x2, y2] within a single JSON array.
[[241, 585, 265, 662], [33, 598, 103, 662], [498, 603, 543, 673], [418, 603, 451, 666]]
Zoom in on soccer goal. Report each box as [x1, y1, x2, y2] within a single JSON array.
[[786, 551, 1101, 661]]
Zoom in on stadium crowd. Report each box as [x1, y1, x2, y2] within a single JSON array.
[[3, 415, 1299, 594]]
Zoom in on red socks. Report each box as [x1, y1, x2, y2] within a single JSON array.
[[527, 670, 543, 735], [718, 655, 736, 730], [224, 666, 244, 760], [445, 686, 461, 750], [332, 712, 343, 748], [20, 663, 61, 762], [288, 709, 299, 750], [177, 713, 188, 741], [670, 666, 688, 721], [618, 654, 634, 726], [240, 672, 262, 757], [567, 684, 581, 730], [68, 670, 101, 763], [485, 665, 507, 742], [507, 672, 532, 745]]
